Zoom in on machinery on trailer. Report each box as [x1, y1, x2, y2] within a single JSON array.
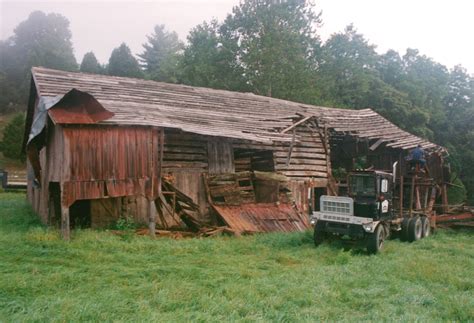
[[311, 163, 432, 253]]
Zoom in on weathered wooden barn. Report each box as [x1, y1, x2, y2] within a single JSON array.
[[24, 67, 448, 238]]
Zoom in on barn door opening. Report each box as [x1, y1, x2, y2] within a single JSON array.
[[312, 187, 326, 212], [70, 200, 91, 229]]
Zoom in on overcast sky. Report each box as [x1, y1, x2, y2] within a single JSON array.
[[1, 0, 473, 72]]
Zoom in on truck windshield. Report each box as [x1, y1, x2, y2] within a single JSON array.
[[349, 175, 376, 196]]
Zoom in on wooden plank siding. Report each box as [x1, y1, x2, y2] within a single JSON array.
[[27, 123, 163, 224]]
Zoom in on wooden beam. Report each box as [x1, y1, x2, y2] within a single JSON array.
[[280, 116, 312, 134], [369, 138, 384, 151], [285, 129, 296, 167]]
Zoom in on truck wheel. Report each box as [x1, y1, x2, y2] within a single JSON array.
[[313, 229, 326, 247], [400, 217, 410, 241], [408, 216, 422, 242], [367, 224, 385, 254], [421, 216, 431, 238]]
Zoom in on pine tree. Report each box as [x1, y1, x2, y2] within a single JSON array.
[[107, 43, 143, 78], [139, 25, 183, 82], [80, 52, 103, 74]]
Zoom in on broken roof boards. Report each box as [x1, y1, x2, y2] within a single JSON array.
[[30, 67, 444, 153]]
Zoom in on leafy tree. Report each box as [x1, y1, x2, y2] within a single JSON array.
[[80, 52, 104, 74], [220, 0, 322, 101], [316, 25, 379, 108], [107, 43, 143, 78], [180, 20, 248, 90], [0, 72, 23, 114], [0, 11, 77, 114], [139, 25, 183, 83], [0, 113, 25, 161], [439, 66, 474, 203], [378, 50, 405, 86]]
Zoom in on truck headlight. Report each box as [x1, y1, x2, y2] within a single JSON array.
[[362, 222, 375, 233]]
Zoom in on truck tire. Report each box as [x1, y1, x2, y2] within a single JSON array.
[[400, 217, 410, 241], [408, 216, 422, 242], [313, 228, 326, 247], [421, 216, 431, 238], [367, 224, 385, 254]]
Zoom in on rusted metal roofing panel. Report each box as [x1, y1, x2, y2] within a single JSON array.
[[31, 67, 445, 153], [212, 203, 310, 233], [48, 88, 114, 124]]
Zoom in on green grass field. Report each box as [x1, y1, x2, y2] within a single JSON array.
[[0, 193, 473, 322]]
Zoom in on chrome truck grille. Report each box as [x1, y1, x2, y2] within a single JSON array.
[[320, 196, 353, 216], [311, 196, 374, 230]]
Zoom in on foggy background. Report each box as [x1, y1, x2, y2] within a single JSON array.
[[1, 0, 473, 71]]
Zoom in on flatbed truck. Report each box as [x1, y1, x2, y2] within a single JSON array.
[[311, 165, 431, 253]]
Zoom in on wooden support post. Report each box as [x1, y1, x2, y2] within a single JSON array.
[[61, 205, 70, 241], [149, 127, 164, 238], [409, 176, 415, 217], [426, 187, 436, 216], [148, 199, 156, 238], [399, 175, 404, 218], [441, 184, 448, 214], [423, 188, 429, 211], [415, 186, 421, 210], [60, 182, 71, 241]]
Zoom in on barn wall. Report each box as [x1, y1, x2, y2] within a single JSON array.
[[27, 146, 51, 224], [162, 130, 210, 219], [208, 138, 234, 174], [274, 126, 328, 179], [60, 125, 162, 207], [89, 196, 155, 228], [63, 125, 159, 182]]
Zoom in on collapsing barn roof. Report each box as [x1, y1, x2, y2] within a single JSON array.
[[31, 67, 444, 153]]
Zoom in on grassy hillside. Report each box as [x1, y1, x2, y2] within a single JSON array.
[[0, 193, 473, 322]]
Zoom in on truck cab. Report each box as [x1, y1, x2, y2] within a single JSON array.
[[348, 170, 394, 221]]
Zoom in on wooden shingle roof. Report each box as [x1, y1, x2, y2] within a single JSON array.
[[31, 67, 444, 152]]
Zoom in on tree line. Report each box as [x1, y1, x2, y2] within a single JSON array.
[[0, 1, 473, 203]]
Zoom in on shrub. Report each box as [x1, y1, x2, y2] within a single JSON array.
[[0, 113, 26, 161]]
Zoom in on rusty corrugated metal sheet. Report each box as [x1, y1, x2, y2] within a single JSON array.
[[61, 125, 162, 207], [212, 203, 310, 233], [49, 88, 114, 124], [62, 179, 157, 208]]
